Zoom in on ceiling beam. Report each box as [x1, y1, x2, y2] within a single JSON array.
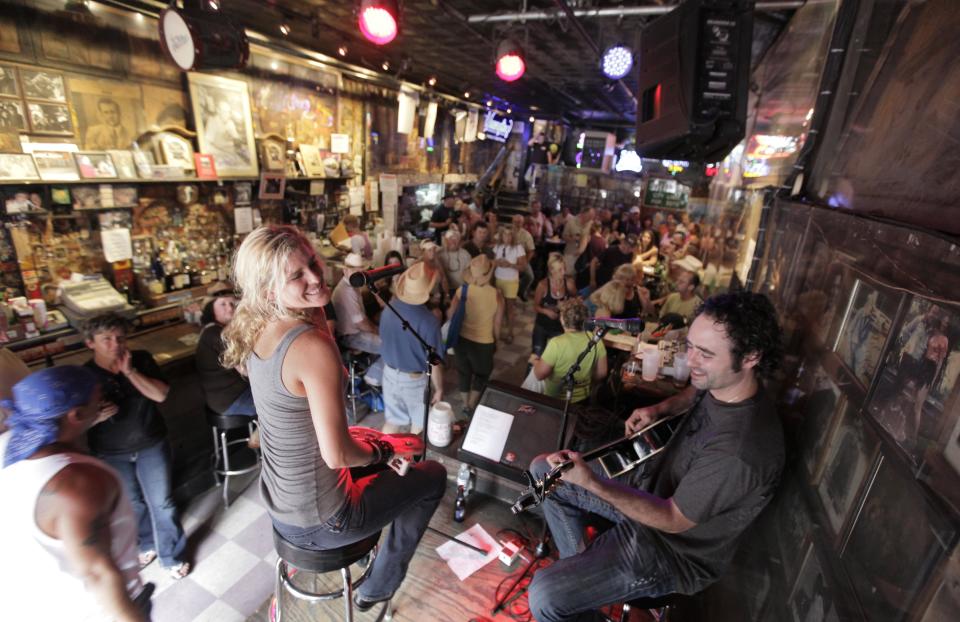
[[467, 1, 805, 23]]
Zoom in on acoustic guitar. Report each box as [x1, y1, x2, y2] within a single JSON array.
[[511, 414, 683, 514], [349, 426, 422, 476]]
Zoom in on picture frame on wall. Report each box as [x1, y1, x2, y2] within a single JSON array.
[[258, 172, 285, 200], [775, 478, 813, 585], [788, 544, 838, 622], [107, 150, 138, 179], [815, 409, 877, 539], [33, 150, 79, 181], [867, 298, 960, 463], [234, 181, 252, 205], [0, 99, 26, 131], [187, 73, 259, 178], [156, 132, 196, 171], [0, 64, 19, 97], [919, 546, 960, 622], [26, 102, 73, 135], [841, 457, 956, 622], [20, 68, 66, 102], [797, 364, 846, 483], [0, 153, 40, 181], [833, 279, 900, 388], [131, 148, 154, 179], [74, 152, 117, 179], [298, 143, 325, 176], [259, 136, 286, 171]]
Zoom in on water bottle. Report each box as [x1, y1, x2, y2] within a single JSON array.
[[453, 463, 473, 523]]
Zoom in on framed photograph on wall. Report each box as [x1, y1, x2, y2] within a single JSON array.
[[298, 143, 325, 176], [187, 73, 258, 178], [20, 68, 66, 102], [68, 77, 144, 151], [775, 478, 813, 585], [0, 64, 19, 97], [0, 153, 39, 181], [26, 102, 73, 135], [0, 99, 26, 131], [156, 132, 195, 171], [258, 135, 286, 171], [868, 299, 960, 463], [919, 546, 960, 622], [107, 150, 138, 179], [815, 409, 878, 539], [788, 544, 838, 622], [258, 172, 285, 200], [74, 152, 117, 179], [841, 457, 956, 622], [33, 150, 79, 181], [234, 181, 252, 205], [833, 279, 901, 388], [797, 364, 846, 483]]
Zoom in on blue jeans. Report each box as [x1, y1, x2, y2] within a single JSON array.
[[223, 387, 257, 417], [99, 441, 187, 568], [342, 332, 385, 385], [527, 456, 676, 622], [273, 461, 446, 601], [382, 365, 429, 429]]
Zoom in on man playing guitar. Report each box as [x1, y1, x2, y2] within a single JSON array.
[[527, 292, 786, 621]]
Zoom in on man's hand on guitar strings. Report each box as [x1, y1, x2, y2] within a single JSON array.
[[546, 450, 595, 489], [625, 406, 658, 435]]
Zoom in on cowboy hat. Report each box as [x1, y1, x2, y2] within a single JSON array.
[[462, 254, 494, 286], [344, 252, 369, 269], [395, 261, 439, 305]]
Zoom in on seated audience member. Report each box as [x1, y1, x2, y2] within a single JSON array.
[[332, 253, 384, 384], [526, 292, 784, 622], [197, 287, 255, 417], [534, 300, 608, 403], [0, 345, 30, 432], [342, 214, 372, 260], [592, 233, 637, 289], [1, 366, 153, 621], [439, 229, 471, 295], [532, 253, 578, 358], [658, 270, 703, 324], [590, 264, 642, 319], [634, 229, 659, 268], [494, 227, 527, 344], [462, 221, 494, 259], [379, 262, 445, 434], [222, 225, 446, 611], [82, 313, 189, 579]]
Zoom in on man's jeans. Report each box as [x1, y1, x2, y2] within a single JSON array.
[[99, 441, 187, 568], [520, 263, 535, 299], [222, 387, 257, 417], [526, 456, 676, 622], [341, 331, 384, 385], [273, 461, 447, 602], [382, 365, 429, 429]]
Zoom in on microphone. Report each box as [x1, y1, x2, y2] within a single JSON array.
[[584, 317, 644, 334], [349, 264, 406, 287]]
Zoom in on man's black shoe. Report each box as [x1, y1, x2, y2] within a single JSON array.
[[353, 592, 392, 612]]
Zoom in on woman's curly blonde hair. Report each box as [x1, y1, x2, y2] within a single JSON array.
[[221, 225, 317, 371]]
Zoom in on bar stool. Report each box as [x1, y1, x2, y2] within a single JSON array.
[[272, 528, 391, 622], [206, 408, 260, 508], [609, 593, 679, 622], [341, 349, 382, 424]]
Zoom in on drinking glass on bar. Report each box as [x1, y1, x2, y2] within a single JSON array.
[[641, 346, 661, 382], [672, 351, 690, 388]]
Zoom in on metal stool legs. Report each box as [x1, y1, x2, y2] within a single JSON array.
[[210, 419, 260, 508]]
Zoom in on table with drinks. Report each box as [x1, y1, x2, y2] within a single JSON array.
[[604, 324, 692, 403]]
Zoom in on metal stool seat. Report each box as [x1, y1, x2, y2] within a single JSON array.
[[206, 408, 260, 508], [272, 528, 391, 622], [616, 593, 679, 622], [340, 348, 382, 423]]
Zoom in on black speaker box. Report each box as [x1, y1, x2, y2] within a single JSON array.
[[635, 0, 754, 162]]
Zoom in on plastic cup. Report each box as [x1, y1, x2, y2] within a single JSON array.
[[673, 352, 690, 387], [641, 347, 661, 381]]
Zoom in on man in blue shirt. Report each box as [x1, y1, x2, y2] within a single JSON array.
[[379, 261, 445, 434]]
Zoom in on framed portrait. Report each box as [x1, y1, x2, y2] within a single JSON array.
[[259, 136, 286, 171], [71, 186, 102, 210], [774, 478, 813, 585], [33, 150, 79, 181], [0, 153, 39, 181], [107, 150, 138, 179], [833, 279, 900, 388], [187, 73, 258, 178], [0, 64, 19, 97], [0, 99, 26, 131], [26, 102, 73, 135], [796, 364, 846, 483], [234, 181, 252, 205], [20, 68, 66, 102], [68, 77, 144, 151], [74, 152, 117, 179], [258, 172, 286, 200], [299, 143, 325, 176], [131, 148, 154, 178], [868, 299, 960, 462], [112, 185, 139, 208], [815, 409, 877, 539], [841, 457, 955, 622], [788, 544, 838, 622], [156, 132, 195, 171]]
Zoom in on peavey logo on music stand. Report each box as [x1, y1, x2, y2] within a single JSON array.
[[516, 404, 536, 415]]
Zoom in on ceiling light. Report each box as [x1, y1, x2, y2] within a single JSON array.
[[495, 39, 525, 82], [529, 116, 535, 123], [506, 107, 512, 114], [485, 99, 493, 107], [428, 76, 437, 87], [279, 23, 291, 36], [463, 91, 470, 99], [358, 0, 399, 46], [381, 60, 390, 71], [601, 44, 633, 80], [338, 44, 348, 57], [208, 0, 219, 10]]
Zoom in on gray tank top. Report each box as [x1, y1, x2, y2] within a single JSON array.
[[247, 323, 349, 528]]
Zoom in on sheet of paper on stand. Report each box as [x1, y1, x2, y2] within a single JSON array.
[[461, 404, 514, 462], [436, 523, 502, 581]]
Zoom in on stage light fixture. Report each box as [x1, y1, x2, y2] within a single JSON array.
[[358, 0, 399, 46], [338, 44, 348, 57], [601, 44, 633, 80], [463, 91, 471, 98], [208, 0, 219, 10], [485, 99, 493, 107], [428, 76, 437, 86], [495, 39, 525, 82], [506, 107, 512, 114], [279, 23, 291, 36], [529, 116, 535, 123], [382, 60, 390, 71]]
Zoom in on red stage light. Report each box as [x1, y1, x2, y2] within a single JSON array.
[[358, 0, 398, 45], [495, 39, 525, 82]]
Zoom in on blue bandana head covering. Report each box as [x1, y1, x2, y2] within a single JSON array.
[[2, 365, 99, 467]]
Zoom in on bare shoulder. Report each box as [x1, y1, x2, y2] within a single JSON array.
[[285, 324, 342, 373], [39, 461, 117, 519]]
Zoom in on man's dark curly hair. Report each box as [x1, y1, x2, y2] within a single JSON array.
[[694, 292, 783, 378]]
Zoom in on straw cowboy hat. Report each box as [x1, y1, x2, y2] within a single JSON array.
[[395, 261, 439, 305], [462, 254, 494, 286]]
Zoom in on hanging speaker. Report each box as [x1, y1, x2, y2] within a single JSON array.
[[159, 5, 249, 72]]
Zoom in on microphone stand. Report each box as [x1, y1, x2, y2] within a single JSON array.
[[366, 279, 480, 554], [491, 324, 609, 616]]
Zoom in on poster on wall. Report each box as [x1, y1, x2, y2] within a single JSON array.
[[797, 364, 845, 483], [68, 77, 144, 150], [867, 299, 960, 462], [141, 83, 188, 129], [250, 77, 336, 149], [788, 545, 838, 622], [833, 279, 900, 388], [187, 73, 258, 178], [815, 409, 876, 538]]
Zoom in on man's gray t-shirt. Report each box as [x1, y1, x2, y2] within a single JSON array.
[[644, 389, 784, 593]]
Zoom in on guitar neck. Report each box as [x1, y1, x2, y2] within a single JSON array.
[[578, 413, 681, 462]]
